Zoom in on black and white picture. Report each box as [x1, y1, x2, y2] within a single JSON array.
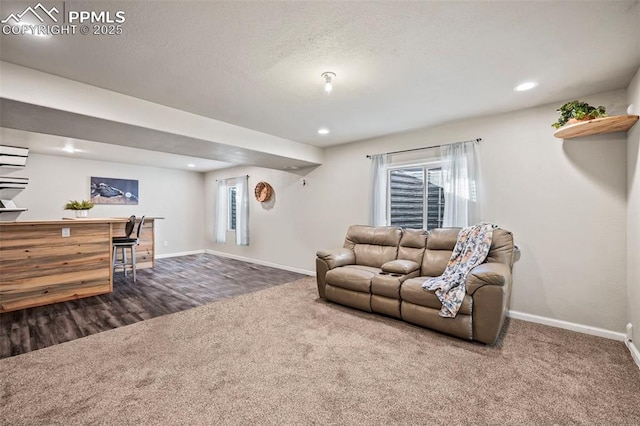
[[90, 177, 139, 205]]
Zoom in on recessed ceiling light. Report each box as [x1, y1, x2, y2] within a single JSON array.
[[514, 81, 538, 92], [318, 128, 330, 135], [187, 163, 196, 168]]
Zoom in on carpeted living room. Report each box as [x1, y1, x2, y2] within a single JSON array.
[[1, 1, 640, 425]]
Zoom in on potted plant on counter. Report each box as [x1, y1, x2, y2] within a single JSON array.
[[64, 199, 94, 218], [551, 100, 607, 129]]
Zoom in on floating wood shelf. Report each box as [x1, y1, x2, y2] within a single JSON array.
[[554, 115, 639, 139], [0, 208, 28, 221], [0, 208, 28, 212]]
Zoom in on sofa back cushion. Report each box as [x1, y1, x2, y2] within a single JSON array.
[[421, 228, 459, 277], [398, 229, 428, 264], [420, 227, 514, 276], [344, 225, 402, 268]]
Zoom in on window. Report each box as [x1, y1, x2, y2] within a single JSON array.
[[388, 164, 444, 230], [371, 140, 480, 230], [227, 187, 237, 231], [215, 175, 249, 246]]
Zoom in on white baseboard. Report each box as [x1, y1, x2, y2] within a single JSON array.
[[155, 250, 205, 259], [205, 250, 315, 276], [625, 339, 640, 370], [507, 310, 626, 341]]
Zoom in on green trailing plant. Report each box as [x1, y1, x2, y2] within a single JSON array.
[[552, 100, 607, 129], [64, 200, 94, 210]]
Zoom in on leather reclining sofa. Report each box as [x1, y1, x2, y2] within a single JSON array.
[[316, 225, 518, 344]]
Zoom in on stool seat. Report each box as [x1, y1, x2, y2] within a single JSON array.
[[112, 236, 137, 243]]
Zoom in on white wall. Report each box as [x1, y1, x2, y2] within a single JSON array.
[[627, 66, 640, 346], [206, 89, 629, 333], [10, 152, 206, 256]]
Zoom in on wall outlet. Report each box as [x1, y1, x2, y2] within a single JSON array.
[[163, 240, 168, 247], [626, 323, 633, 341], [61, 227, 70, 237]]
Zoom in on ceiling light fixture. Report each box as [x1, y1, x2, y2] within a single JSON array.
[[187, 163, 196, 168], [514, 81, 538, 92], [321, 72, 336, 93], [318, 128, 330, 135]]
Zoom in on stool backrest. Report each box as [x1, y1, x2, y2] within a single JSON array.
[[135, 216, 146, 241], [124, 215, 136, 237]]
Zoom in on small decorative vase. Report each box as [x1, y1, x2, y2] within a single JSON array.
[[75, 210, 89, 218]]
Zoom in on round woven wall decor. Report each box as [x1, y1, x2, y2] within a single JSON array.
[[254, 181, 273, 202]]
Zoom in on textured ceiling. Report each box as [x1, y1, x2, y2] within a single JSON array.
[[1, 0, 639, 151]]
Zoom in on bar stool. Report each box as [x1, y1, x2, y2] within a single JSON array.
[[115, 215, 136, 240], [112, 215, 145, 282]]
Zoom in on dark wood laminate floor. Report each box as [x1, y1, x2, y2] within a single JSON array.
[[0, 254, 306, 359]]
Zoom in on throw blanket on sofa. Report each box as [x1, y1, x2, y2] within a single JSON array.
[[422, 223, 497, 318]]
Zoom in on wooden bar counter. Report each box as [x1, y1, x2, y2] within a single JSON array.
[[0, 218, 128, 313], [64, 216, 162, 270]]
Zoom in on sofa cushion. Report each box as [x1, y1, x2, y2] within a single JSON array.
[[397, 229, 427, 264], [372, 274, 402, 298], [420, 250, 451, 277], [401, 278, 472, 315], [325, 265, 380, 293], [344, 225, 402, 268], [426, 228, 459, 250], [420, 228, 459, 276], [381, 259, 419, 274]]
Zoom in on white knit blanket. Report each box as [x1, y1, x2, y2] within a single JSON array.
[[422, 223, 497, 318]]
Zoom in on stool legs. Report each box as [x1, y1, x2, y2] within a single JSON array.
[[112, 244, 137, 282], [131, 245, 136, 282]]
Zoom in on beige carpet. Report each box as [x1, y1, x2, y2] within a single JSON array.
[[1, 277, 639, 425]]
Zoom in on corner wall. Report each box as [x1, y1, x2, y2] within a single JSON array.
[[627, 66, 640, 352], [206, 89, 629, 333], [10, 152, 206, 256]]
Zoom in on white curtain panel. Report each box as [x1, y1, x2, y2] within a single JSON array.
[[369, 153, 389, 226], [441, 140, 481, 227], [215, 179, 228, 243], [234, 175, 250, 246]]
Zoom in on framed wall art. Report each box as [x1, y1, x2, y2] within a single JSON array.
[[90, 177, 139, 205]]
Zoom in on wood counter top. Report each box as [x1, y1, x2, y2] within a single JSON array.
[[0, 218, 129, 226], [0, 217, 164, 226]]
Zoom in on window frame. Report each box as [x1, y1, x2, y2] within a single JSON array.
[[386, 159, 443, 230]]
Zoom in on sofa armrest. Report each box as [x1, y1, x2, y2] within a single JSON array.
[[466, 263, 512, 295], [316, 248, 355, 299], [381, 259, 420, 275], [316, 248, 355, 270]]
